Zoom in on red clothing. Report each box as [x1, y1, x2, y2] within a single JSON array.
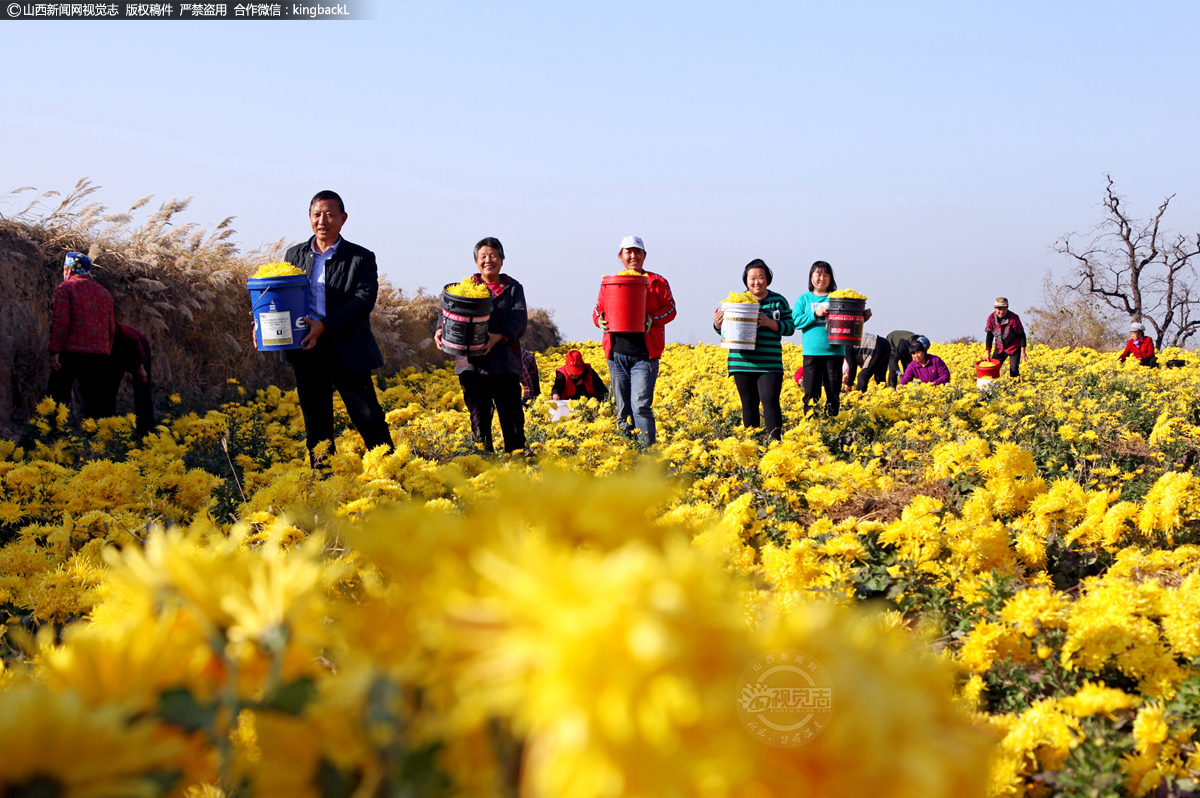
[[553, 364, 606, 400], [984, 311, 1025, 355], [48, 274, 115, 355], [1119, 336, 1155, 361], [592, 270, 677, 359], [110, 323, 150, 373]]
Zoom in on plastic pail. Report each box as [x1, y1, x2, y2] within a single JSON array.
[[975, 359, 1002, 379], [549, 400, 572, 422], [440, 287, 493, 356], [826, 297, 867, 345], [599, 275, 650, 333], [248, 274, 310, 351], [720, 301, 759, 350]]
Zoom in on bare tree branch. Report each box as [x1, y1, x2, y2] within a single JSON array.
[[1055, 175, 1200, 350]]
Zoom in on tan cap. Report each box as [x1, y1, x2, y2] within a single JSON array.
[[993, 297, 1009, 308]]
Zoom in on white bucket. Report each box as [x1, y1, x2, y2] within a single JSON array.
[[720, 301, 759, 350], [549, 400, 572, 421]]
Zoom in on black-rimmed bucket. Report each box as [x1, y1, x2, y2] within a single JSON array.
[[826, 297, 867, 346], [440, 287, 493, 356]]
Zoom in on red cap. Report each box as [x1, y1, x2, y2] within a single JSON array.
[[565, 349, 584, 376]]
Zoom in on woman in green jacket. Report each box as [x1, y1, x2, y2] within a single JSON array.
[[792, 260, 845, 417]]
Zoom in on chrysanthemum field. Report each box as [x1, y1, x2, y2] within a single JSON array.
[[2, 341, 1200, 798]]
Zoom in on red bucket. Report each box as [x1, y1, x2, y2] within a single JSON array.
[[975, 359, 1001, 378], [600, 274, 649, 333]]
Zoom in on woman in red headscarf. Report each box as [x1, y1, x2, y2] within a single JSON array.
[[551, 350, 608, 401]]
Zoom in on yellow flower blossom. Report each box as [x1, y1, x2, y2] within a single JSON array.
[[0, 681, 185, 796], [1059, 680, 1141, 718], [444, 277, 492, 298], [250, 261, 304, 278]]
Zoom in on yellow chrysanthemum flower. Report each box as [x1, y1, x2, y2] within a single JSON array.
[[251, 262, 304, 278], [1059, 680, 1141, 718], [0, 681, 185, 797], [444, 278, 492, 298]]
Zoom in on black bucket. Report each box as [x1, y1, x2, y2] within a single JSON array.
[[826, 297, 867, 346], [440, 287, 493, 356]]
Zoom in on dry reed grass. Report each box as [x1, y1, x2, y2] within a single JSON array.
[[0, 179, 561, 432]]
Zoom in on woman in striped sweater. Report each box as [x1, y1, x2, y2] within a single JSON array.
[[713, 259, 795, 441]]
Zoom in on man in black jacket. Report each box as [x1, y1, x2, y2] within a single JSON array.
[[885, 329, 923, 389], [284, 190, 392, 461]]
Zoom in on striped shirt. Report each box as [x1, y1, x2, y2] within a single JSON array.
[[720, 291, 795, 373]]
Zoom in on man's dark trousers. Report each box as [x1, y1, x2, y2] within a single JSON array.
[[290, 337, 391, 458]]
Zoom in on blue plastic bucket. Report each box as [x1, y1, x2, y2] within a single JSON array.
[[248, 274, 310, 351]]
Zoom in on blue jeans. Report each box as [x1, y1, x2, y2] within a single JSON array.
[[608, 353, 660, 444]]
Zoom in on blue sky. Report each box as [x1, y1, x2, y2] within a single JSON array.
[[4, 0, 1200, 347]]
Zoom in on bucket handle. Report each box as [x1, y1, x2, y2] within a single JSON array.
[[251, 284, 306, 318]]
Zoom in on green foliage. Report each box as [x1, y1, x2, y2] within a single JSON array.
[[155, 687, 217, 733], [1032, 716, 1132, 797]]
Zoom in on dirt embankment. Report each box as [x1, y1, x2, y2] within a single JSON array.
[[0, 229, 58, 437]]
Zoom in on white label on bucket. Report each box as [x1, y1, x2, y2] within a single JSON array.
[[260, 311, 293, 346], [721, 302, 759, 350]]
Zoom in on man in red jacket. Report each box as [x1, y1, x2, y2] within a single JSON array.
[[47, 251, 115, 419], [592, 235, 676, 445], [1118, 322, 1157, 367]]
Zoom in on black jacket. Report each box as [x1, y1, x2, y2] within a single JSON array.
[[284, 237, 384, 373]]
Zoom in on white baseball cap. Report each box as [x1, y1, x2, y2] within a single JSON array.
[[619, 235, 645, 252], [1130, 322, 1145, 332]]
